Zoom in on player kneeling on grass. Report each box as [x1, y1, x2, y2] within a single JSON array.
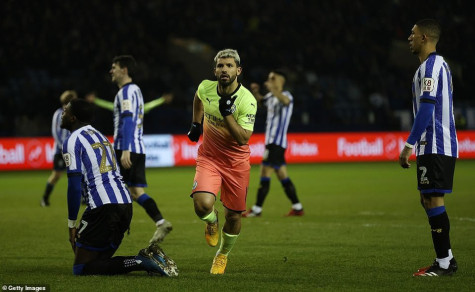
[[61, 99, 177, 276]]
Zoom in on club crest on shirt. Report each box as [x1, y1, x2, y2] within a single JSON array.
[[122, 99, 131, 111], [246, 113, 255, 124], [422, 78, 435, 92], [63, 153, 71, 167]]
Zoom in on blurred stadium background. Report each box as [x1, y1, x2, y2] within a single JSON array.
[[1, 0, 474, 138], [2, 2, 475, 289]]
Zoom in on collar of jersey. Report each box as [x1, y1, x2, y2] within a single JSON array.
[[216, 83, 241, 98], [121, 82, 134, 89]]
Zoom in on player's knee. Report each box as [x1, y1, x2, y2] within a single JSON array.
[[48, 172, 61, 184], [129, 187, 145, 200], [51, 174, 61, 183], [419, 196, 425, 209], [193, 194, 215, 217], [194, 206, 211, 218], [421, 192, 444, 209], [130, 192, 140, 201], [194, 204, 212, 217], [421, 193, 431, 209], [224, 210, 241, 224]]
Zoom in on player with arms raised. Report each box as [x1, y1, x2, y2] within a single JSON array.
[[187, 49, 257, 274]]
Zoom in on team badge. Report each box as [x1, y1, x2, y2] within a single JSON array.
[[422, 78, 435, 92], [63, 153, 71, 167], [122, 99, 131, 111]]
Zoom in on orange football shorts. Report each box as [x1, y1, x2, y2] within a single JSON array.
[[191, 155, 250, 212]]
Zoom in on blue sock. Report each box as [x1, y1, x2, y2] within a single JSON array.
[[281, 178, 299, 204], [73, 264, 85, 275], [136, 194, 151, 206], [426, 206, 446, 217], [426, 206, 450, 259], [256, 177, 270, 207], [136, 194, 163, 222]]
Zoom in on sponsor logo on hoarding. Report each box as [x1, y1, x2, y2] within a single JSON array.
[[143, 135, 174, 167], [249, 142, 265, 157], [383, 134, 406, 159], [26, 139, 45, 168], [2, 131, 475, 171], [0, 144, 24, 165], [459, 138, 475, 152], [144, 140, 170, 148], [290, 140, 319, 156], [337, 138, 383, 157], [179, 141, 200, 160]]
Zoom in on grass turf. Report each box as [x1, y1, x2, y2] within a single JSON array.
[[1, 161, 474, 291]]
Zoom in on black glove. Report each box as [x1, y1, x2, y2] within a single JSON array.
[[187, 122, 202, 142], [219, 95, 238, 117]]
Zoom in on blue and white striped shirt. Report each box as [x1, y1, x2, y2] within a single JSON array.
[[63, 125, 132, 210], [263, 91, 293, 148], [52, 108, 70, 155], [411, 53, 458, 157], [113, 83, 145, 153]]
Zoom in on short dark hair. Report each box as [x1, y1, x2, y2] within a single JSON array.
[[112, 55, 137, 78], [70, 99, 95, 124], [416, 19, 441, 41]]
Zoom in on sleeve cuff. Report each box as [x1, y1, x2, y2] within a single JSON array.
[[405, 142, 414, 149], [68, 219, 77, 228]]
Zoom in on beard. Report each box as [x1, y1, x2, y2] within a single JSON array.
[[218, 74, 237, 87]]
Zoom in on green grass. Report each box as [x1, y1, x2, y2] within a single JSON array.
[[1, 161, 475, 291]]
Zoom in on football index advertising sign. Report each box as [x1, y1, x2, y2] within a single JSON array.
[[143, 135, 174, 167], [1, 131, 475, 170]]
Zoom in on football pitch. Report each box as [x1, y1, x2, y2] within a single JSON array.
[[1, 161, 474, 291]]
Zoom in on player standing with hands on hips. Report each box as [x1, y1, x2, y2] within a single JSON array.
[[399, 19, 458, 277], [242, 69, 304, 217], [110, 55, 172, 244], [187, 49, 257, 274], [61, 99, 177, 276]]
